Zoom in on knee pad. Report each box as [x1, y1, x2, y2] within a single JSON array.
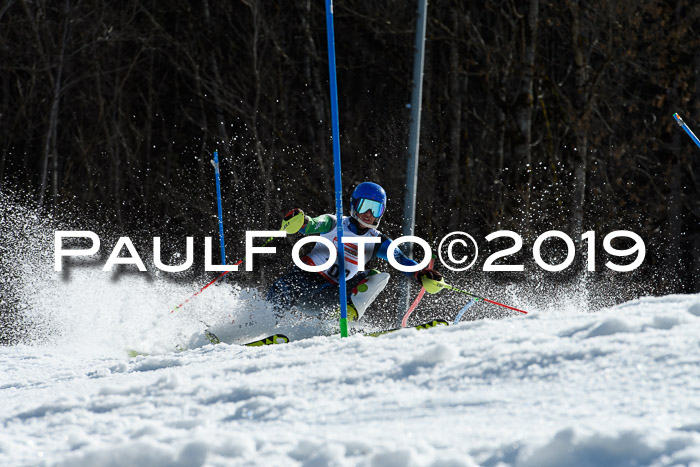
[[350, 270, 390, 320]]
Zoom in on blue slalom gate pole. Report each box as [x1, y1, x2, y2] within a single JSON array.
[[325, 0, 349, 337], [212, 150, 226, 265], [673, 113, 700, 150]]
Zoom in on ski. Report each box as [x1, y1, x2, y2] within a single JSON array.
[[363, 319, 449, 337], [206, 329, 289, 347], [127, 333, 289, 357], [243, 334, 290, 346], [205, 329, 221, 344], [128, 318, 444, 357]]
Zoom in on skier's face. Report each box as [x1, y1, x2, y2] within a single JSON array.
[[357, 210, 376, 226]]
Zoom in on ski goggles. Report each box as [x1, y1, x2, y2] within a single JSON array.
[[354, 198, 385, 218]]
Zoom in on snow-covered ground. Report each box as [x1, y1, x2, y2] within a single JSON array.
[[2, 283, 699, 466]]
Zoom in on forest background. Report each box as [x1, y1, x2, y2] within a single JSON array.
[[1, 0, 698, 309]]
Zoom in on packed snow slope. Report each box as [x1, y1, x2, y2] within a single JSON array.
[[1, 291, 699, 466]]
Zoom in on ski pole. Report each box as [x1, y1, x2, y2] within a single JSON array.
[[171, 263, 241, 313], [401, 290, 426, 327], [421, 277, 528, 314], [171, 233, 279, 313], [444, 284, 527, 314], [673, 113, 700, 150], [401, 257, 434, 327], [453, 298, 479, 324]]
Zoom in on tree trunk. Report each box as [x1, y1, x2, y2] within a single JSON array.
[[300, 0, 329, 175], [691, 47, 700, 292], [568, 0, 588, 240], [447, 12, 462, 227], [202, 0, 235, 168], [39, 1, 70, 209], [666, 135, 683, 290], [512, 0, 539, 237], [247, 0, 273, 283]]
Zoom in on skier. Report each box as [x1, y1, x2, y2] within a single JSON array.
[[266, 181, 442, 321]]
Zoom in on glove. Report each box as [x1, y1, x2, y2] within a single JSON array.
[[414, 268, 442, 284], [414, 268, 445, 294], [281, 208, 307, 234]]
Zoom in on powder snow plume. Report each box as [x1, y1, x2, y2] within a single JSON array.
[[0, 190, 277, 355]]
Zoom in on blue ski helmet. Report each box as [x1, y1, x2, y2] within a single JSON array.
[[350, 182, 387, 228]]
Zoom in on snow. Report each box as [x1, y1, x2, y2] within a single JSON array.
[[2, 286, 699, 466]]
